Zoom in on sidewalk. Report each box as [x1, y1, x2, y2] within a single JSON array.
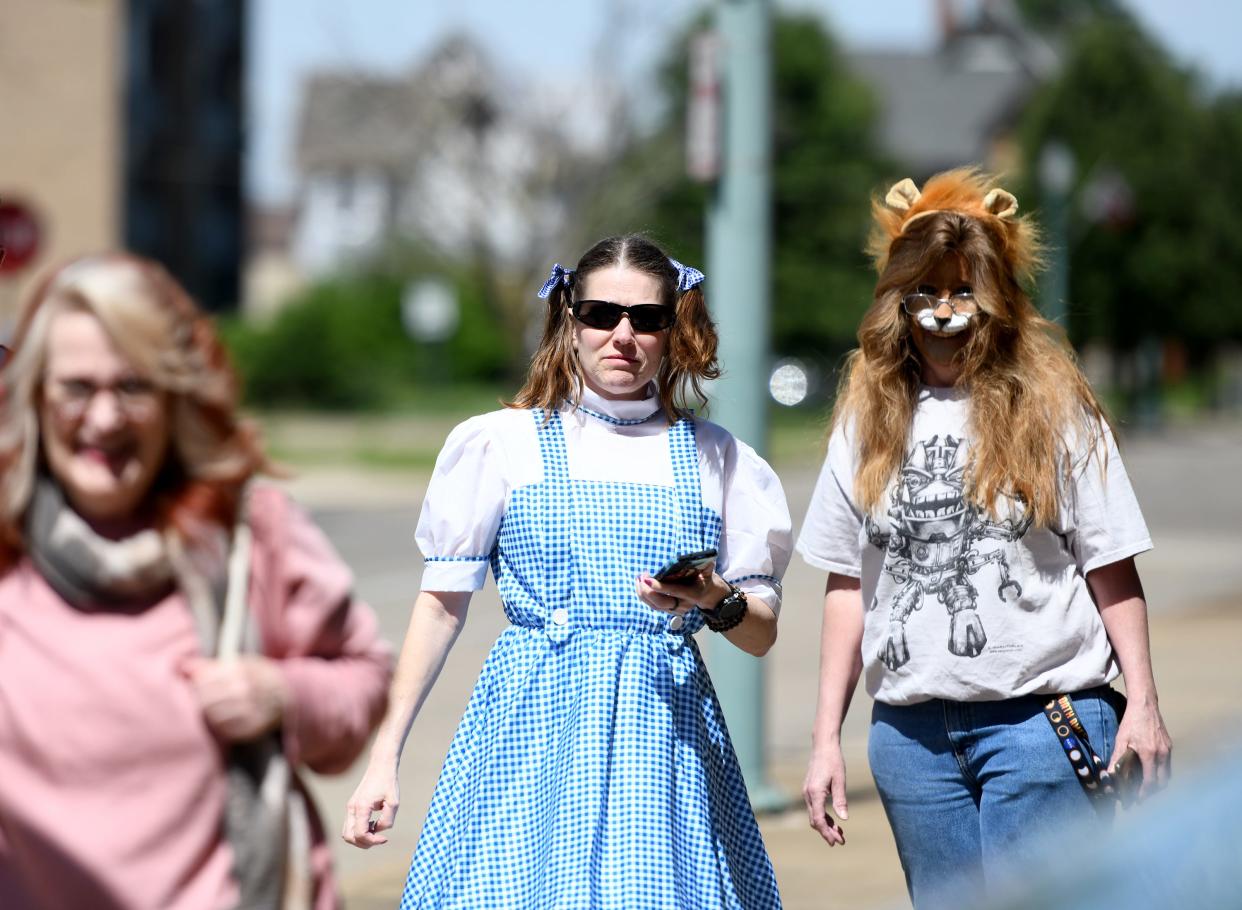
[[325, 598, 1241, 910], [284, 419, 1242, 909]]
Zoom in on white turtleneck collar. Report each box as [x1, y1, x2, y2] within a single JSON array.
[[570, 383, 664, 426]]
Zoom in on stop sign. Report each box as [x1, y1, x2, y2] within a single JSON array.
[[0, 200, 42, 274]]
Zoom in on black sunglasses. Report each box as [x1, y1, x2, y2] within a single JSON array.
[[570, 300, 675, 333]]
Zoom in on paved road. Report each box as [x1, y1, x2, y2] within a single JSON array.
[[284, 420, 1242, 909]]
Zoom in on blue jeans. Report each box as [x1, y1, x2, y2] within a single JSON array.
[[868, 687, 1122, 909]]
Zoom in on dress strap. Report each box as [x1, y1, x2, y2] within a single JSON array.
[[533, 409, 570, 482], [532, 409, 574, 636], [669, 418, 706, 554]]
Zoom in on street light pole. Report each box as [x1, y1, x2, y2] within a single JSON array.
[[1037, 142, 1075, 331], [705, 0, 785, 811]]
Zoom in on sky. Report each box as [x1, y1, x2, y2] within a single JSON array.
[[246, 0, 1242, 206]]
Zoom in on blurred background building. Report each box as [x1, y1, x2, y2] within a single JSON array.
[[0, 0, 243, 323], [852, 0, 1057, 177], [288, 36, 620, 281], [124, 0, 245, 315], [1, 0, 123, 331]]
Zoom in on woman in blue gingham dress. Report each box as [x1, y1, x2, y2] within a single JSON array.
[[343, 235, 792, 909]]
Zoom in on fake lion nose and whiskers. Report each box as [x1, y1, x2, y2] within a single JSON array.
[[914, 307, 974, 336]]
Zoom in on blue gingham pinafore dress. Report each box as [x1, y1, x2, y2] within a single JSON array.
[[400, 409, 781, 909]]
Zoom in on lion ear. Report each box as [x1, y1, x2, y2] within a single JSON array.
[[983, 188, 1019, 220], [885, 178, 922, 213]]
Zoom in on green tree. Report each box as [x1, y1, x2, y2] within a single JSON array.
[[584, 12, 893, 365], [1012, 0, 1124, 32], [223, 253, 510, 410], [222, 275, 411, 410], [1018, 15, 1242, 352], [1196, 90, 1242, 341]]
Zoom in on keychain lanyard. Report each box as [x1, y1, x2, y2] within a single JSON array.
[[1043, 694, 1121, 805]]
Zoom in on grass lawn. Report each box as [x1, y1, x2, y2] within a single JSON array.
[[255, 390, 832, 476]]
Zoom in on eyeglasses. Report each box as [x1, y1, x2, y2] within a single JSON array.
[[44, 377, 162, 422], [570, 300, 675, 333], [901, 293, 977, 317]]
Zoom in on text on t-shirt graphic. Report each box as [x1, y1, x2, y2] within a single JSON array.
[[864, 434, 1032, 671]]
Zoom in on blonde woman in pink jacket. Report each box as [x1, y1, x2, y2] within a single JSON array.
[[0, 254, 392, 910]]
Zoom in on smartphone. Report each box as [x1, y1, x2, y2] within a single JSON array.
[[1110, 747, 1141, 803], [653, 548, 717, 584]]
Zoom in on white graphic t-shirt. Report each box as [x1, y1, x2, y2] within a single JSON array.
[[796, 385, 1152, 705]]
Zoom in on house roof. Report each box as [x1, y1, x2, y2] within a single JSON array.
[[296, 74, 422, 171], [846, 2, 1058, 177], [294, 35, 502, 173], [847, 47, 1035, 176]]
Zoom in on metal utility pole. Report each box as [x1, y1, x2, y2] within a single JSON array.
[[704, 0, 784, 811]]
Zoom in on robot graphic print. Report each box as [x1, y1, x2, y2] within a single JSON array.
[[865, 434, 1032, 671]]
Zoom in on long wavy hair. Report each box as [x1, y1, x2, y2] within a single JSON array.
[[0, 253, 271, 571], [509, 234, 720, 421], [834, 168, 1107, 527]]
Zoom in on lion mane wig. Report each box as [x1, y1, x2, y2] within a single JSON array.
[[834, 167, 1108, 527]]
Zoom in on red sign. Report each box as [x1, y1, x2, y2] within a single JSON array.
[[686, 31, 721, 182], [0, 200, 42, 274]]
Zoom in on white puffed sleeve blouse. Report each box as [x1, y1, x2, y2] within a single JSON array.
[[415, 386, 793, 615]]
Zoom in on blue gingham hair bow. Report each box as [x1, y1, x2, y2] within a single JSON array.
[[537, 263, 574, 299], [669, 257, 706, 292]]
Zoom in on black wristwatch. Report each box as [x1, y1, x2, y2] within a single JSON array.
[[702, 583, 748, 633]]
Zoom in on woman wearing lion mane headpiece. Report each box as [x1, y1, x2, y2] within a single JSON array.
[[797, 168, 1172, 906]]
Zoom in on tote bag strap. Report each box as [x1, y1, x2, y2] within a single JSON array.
[[217, 488, 253, 663]]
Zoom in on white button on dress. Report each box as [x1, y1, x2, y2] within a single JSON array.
[[551, 608, 569, 626]]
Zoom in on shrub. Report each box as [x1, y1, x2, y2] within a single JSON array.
[[222, 266, 512, 410]]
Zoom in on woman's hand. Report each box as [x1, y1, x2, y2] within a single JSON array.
[[805, 574, 864, 846], [635, 565, 729, 616], [1110, 696, 1172, 799], [181, 656, 288, 743], [804, 739, 849, 847], [1086, 557, 1173, 800], [337, 590, 470, 850], [342, 761, 400, 848]]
